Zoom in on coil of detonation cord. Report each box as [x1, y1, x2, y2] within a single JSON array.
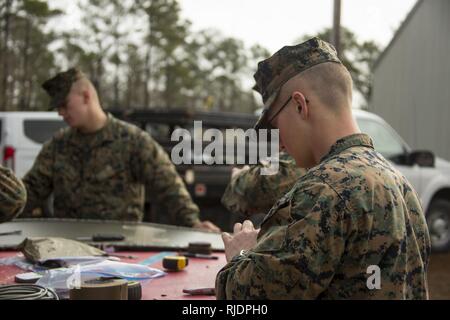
[[0, 284, 59, 300]]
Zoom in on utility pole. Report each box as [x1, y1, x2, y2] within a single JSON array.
[[332, 0, 342, 57]]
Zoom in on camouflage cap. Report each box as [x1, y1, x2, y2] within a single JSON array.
[[253, 37, 342, 129], [42, 68, 84, 110]]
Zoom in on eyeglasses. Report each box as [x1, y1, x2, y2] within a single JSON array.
[[267, 96, 292, 128], [267, 95, 310, 128]]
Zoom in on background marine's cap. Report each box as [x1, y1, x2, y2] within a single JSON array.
[[41, 68, 84, 110]]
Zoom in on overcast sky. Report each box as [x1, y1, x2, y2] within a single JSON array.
[[178, 0, 417, 53], [47, 0, 418, 107], [180, 0, 416, 53], [50, 0, 417, 53]]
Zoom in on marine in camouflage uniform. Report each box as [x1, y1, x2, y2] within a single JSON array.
[[221, 152, 306, 217], [21, 69, 200, 226], [215, 38, 431, 299], [0, 165, 27, 223]]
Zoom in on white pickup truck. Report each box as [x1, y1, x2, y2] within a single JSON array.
[[1, 110, 450, 251]]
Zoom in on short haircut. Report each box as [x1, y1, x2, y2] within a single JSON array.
[[71, 76, 101, 105], [284, 62, 353, 112]]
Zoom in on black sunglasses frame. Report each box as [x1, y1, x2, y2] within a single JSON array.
[[267, 95, 309, 128]]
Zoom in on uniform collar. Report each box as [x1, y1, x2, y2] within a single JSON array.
[[320, 133, 374, 163], [68, 113, 117, 148]]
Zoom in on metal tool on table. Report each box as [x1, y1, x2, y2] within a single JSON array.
[[106, 253, 138, 260], [180, 252, 219, 260], [76, 234, 125, 242], [182, 287, 215, 296], [0, 230, 22, 237]]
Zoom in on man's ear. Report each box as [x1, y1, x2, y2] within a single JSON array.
[[82, 89, 90, 105], [292, 91, 308, 119]]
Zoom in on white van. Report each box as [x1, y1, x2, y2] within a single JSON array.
[[0, 112, 66, 177]]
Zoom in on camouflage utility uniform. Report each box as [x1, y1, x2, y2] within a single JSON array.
[[216, 37, 431, 300], [22, 113, 200, 226], [216, 133, 430, 299], [221, 152, 306, 216], [0, 165, 27, 223]]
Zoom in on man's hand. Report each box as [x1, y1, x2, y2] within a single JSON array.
[[222, 220, 260, 262], [231, 165, 250, 179], [192, 220, 221, 233]]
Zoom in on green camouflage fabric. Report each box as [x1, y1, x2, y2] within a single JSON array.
[[221, 152, 306, 217], [21, 113, 200, 226], [19, 237, 105, 263], [216, 134, 431, 300], [253, 37, 341, 129], [0, 166, 27, 223], [42, 68, 83, 110]]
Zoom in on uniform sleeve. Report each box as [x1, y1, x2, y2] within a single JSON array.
[[221, 167, 254, 215], [132, 131, 200, 227], [221, 159, 306, 217], [21, 140, 55, 217], [0, 165, 27, 223], [216, 181, 348, 299]]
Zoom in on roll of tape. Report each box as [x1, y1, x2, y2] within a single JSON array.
[[162, 256, 189, 271], [188, 242, 212, 255], [127, 281, 142, 300], [69, 278, 128, 300]]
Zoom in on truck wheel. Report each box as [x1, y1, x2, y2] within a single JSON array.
[[427, 199, 450, 252]]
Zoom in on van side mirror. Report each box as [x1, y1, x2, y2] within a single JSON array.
[[408, 150, 435, 167]]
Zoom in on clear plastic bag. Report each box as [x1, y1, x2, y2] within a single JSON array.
[[37, 256, 117, 268], [36, 260, 166, 290], [0, 255, 47, 272]]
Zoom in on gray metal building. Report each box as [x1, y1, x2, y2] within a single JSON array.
[[371, 0, 450, 160]]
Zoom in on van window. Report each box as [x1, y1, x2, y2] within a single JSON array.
[[357, 118, 405, 159], [24, 119, 67, 144]]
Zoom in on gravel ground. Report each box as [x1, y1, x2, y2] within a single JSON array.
[[428, 252, 450, 299]]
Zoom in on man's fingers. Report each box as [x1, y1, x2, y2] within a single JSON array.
[[193, 220, 221, 233], [233, 223, 242, 234], [242, 219, 255, 231], [222, 232, 233, 243], [202, 221, 221, 233], [231, 166, 251, 179]]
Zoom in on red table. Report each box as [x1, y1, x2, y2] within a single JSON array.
[[0, 251, 227, 300]]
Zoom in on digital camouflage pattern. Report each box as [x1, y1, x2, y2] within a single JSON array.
[[0, 165, 27, 223], [216, 134, 431, 299], [221, 152, 306, 217], [253, 37, 341, 130], [42, 68, 83, 110], [22, 114, 200, 226]]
